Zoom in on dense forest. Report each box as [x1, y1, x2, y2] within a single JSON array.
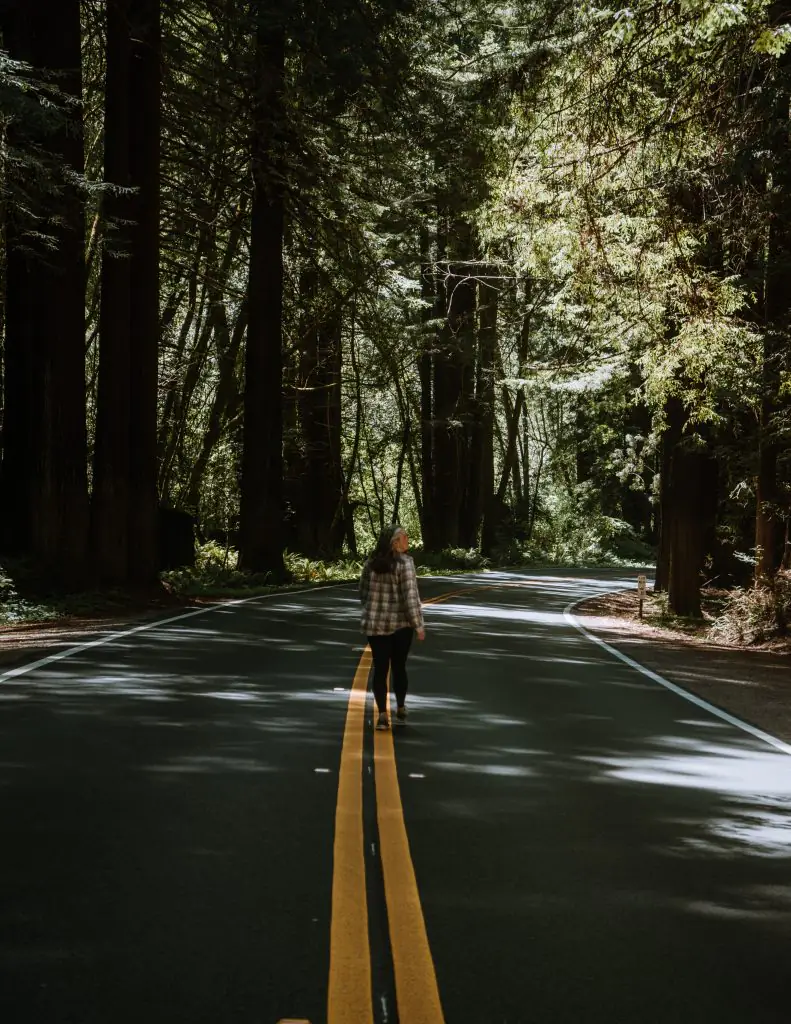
[[1, 0, 791, 623]]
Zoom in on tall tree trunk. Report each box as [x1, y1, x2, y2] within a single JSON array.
[[1, 0, 88, 577], [239, 17, 286, 577], [1, 195, 37, 556], [457, 255, 479, 549], [755, 222, 789, 581], [654, 400, 681, 594], [157, 238, 210, 468], [393, 421, 410, 525], [92, 0, 132, 582], [158, 198, 246, 498], [497, 388, 525, 503], [667, 446, 707, 618], [755, 367, 780, 583], [418, 223, 436, 549], [294, 271, 345, 556], [478, 274, 498, 555], [756, 16, 791, 583], [331, 299, 361, 557], [666, 397, 711, 617], [300, 289, 344, 556], [184, 299, 248, 511], [434, 219, 474, 549], [125, 0, 161, 583]]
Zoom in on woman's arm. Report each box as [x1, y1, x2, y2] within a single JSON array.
[[398, 556, 425, 631]]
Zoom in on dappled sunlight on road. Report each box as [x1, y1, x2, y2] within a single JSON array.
[[427, 761, 535, 777], [429, 601, 569, 626], [388, 574, 791, 953], [144, 755, 277, 775], [580, 735, 791, 797], [573, 732, 791, 864], [688, 810, 791, 860]]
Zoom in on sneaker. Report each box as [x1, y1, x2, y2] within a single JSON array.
[[396, 706, 407, 725], [375, 712, 390, 731]]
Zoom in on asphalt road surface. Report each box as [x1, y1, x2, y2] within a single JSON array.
[[2, 570, 790, 1024]]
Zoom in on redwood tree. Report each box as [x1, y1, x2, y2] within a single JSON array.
[[127, 0, 162, 583], [239, 10, 286, 577], [92, 0, 133, 582], [91, 0, 161, 585], [0, 0, 88, 579]]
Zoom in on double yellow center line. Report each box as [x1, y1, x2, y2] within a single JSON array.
[[328, 648, 375, 1021], [328, 591, 468, 1023]]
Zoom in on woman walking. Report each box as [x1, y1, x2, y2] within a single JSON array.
[[359, 525, 425, 730]]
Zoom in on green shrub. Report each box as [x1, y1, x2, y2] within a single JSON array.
[[710, 570, 791, 645], [283, 552, 362, 583], [413, 547, 491, 572], [520, 510, 653, 568], [196, 540, 238, 571], [0, 560, 61, 624], [162, 542, 267, 595]]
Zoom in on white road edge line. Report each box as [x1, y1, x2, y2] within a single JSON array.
[[564, 594, 791, 758], [0, 582, 352, 685]]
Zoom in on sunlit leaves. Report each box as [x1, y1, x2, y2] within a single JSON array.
[[754, 23, 791, 56]]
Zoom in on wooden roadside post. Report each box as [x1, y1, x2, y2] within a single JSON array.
[[637, 575, 647, 619]]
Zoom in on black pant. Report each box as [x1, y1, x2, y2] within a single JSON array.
[[368, 627, 414, 714]]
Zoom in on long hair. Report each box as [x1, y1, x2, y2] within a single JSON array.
[[369, 525, 404, 574]]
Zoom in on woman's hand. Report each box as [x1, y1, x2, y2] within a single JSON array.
[[416, 628, 426, 641]]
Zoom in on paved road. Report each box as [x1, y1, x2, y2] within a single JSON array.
[[2, 571, 790, 1024]]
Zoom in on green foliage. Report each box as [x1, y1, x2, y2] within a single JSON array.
[[9, 0, 791, 601], [414, 548, 492, 572], [0, 562, 60, 624], [283, 552, 363, 583], [528, 506, 654, 567], [162, 542, 276, 596]]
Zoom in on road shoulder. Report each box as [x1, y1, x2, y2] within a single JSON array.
[[575, 590, 791, 746]]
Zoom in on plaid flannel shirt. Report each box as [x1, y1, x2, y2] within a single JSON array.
[[359, 554, 424, 636]]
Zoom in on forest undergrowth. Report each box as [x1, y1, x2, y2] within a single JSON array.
[[0, 514, 654, 627], [3, 523, 786, 651]]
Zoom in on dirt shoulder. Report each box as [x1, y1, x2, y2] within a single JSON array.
[[575, 589, 791, 746], [0, 581, 344, 672], [0, 597, 211, 671]]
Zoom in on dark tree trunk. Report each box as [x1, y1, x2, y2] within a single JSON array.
[[125, 0, 161, 583], [620, 401, 654, 542], [457, 257, 479, 549], [184, 299, 248, 511], [158, 281, 214, 500], [755, 372, 780, 582], [434, 219, 475, 549], [158, 201, 246, 499], [497, 388, 525, 504], [654, 399, 682, 593], [755, 229, 789, 581], [667, 444, 708, 618], [331, 301, 362, 557], [1, 220, 36, 556], [418, 225, 436, 549], [0, 0, 88, 577], [755, 28, 791, 582], [665, 397, 713, 618], [239, 20, 286, 577], [157, 240, 209, 474], [393, 421, 410, 525], [92, 0, 133, 582], [575, 400, 594, 486], [478, 273, 498, 555], [295, 272, 345, 557]]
